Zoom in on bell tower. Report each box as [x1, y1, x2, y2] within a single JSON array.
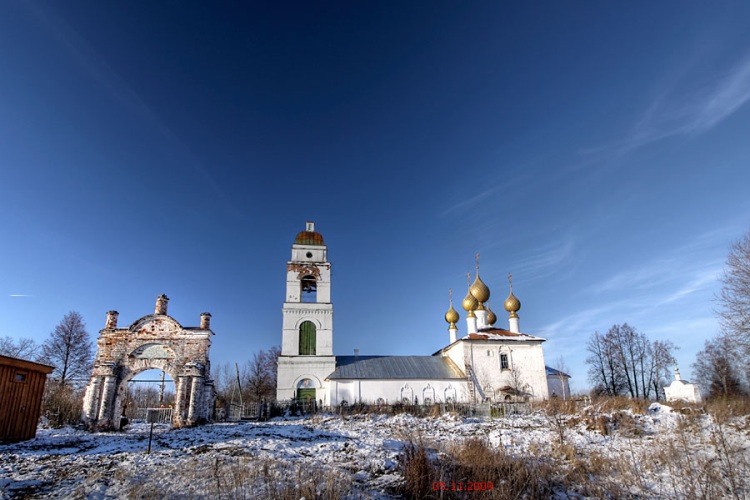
[[276, 221, 336, 403]]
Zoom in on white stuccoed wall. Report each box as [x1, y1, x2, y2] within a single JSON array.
[[664, 379, 702, 403], [441, 337, 549, 401], [328, 379, 468, 406]]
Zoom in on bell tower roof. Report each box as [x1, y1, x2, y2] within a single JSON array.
[[294, 221, 325, 246]]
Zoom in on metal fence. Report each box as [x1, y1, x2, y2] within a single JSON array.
[[134, 407, 173, 424], [224, 402, 270, 421], [268, 400, 534, 419]]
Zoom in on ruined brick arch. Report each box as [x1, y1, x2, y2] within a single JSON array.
[[82, 295, 215, 430], [112, 362, 178, 421]]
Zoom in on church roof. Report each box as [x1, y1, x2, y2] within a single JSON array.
[[327, 355, 465, 380], [466, 328, 545, 341], [545, 366, 570, 378]]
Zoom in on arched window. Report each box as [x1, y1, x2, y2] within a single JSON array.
[[422, 384, 435, 404], [299, 321, 316, 355], [400, 384, 413, 404], [444, 384, 456, 403]]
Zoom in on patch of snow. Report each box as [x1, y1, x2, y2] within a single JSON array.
[[1, 408, 749, 498]]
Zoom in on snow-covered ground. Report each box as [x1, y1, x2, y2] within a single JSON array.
[[1, 404, 748, 498]]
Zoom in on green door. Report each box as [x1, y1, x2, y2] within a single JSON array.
[[297, 388, 316, 401]]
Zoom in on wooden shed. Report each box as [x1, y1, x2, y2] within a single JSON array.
[[0, 355, 54, 443]]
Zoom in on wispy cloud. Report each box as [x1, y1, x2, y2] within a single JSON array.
[[9, 294, 33, 297], [587, 52, 750, 156], [658, 266, 722, 305], [441, 185, 503, 217], [537, 305, 615, 340], [589, 257, 723, 317], [510, 237, 577, 283], [22, 3, 235, 215], [590, 259, 676, 294], [590, 224, 733, 296]]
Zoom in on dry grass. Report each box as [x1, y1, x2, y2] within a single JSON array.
[[588, 395, 651, 413], [105, 455, 359, 499], [703, 395, 750, 422], [62, 396, 750, 498], [42, 382, 85, 427], [397, 396, 750, 499], [398, 437, 557, 499]]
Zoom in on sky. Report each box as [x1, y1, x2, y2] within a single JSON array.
[[1, 1, 749, 393]]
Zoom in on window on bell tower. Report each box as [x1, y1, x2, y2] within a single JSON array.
[[300, 275, 317, 303], [299, 321, 316, 355]]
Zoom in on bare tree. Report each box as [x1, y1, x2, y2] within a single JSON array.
[[266, 345, 280, 394], [504, 364, 530, 401], [211, 362, 235, 403], [692, 334, 746, 399], [552, 356, 570, 400], [650, 340, 677, 400], [0, 335, 39, 359], [244, 346, 281, 402], [40, 311, 93, 386], [609, 324, 649, 399], [718, 228, 750, 354], [586, 324, 676, 399], [586, 330, 625, 396]]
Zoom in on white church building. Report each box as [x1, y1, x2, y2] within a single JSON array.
[[276, 222, 570, 406]]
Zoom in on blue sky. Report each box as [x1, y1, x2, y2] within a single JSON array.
[[2, 2, 749, 392]]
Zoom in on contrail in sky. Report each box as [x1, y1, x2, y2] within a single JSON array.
[[9, 294, 33, 297]]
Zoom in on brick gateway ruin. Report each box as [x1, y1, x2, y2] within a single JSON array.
[[82, 295, 215, 430]]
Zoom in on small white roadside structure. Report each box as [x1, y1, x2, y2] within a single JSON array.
[[664, 367, 702, 404]]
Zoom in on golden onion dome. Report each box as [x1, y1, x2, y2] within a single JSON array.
[[504, 291, 521, 316], [487, 306, 497, 326], [469, 273, 491, 305], [445, 290, 460, 328], [445, 304, 459, 326], [461, 272, 478, 316], [462, 292, 478, 313], [504, 273, 521, 317]]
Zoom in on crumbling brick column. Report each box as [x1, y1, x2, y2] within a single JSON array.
[[105, 311, 119, 329], [82, 376, 102, 423], [97, 364, 117, 428], [187, 376, 204, 424], [174, 374, 188, 426], [200, 312, 211, 329], [155, 294, 169, 315], [203, 380, 215, 420]]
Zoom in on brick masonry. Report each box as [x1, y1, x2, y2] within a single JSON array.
[[82, 295, 215, 430]]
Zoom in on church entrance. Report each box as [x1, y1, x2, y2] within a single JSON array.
[[296, 378, 316, 401], [297, 388, 316, 401]]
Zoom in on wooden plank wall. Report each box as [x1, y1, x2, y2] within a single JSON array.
[[0, 364, 49, 442]]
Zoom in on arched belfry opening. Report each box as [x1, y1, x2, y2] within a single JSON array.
[[82, 295, 215, 430], [300, 275, 317, 303]]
